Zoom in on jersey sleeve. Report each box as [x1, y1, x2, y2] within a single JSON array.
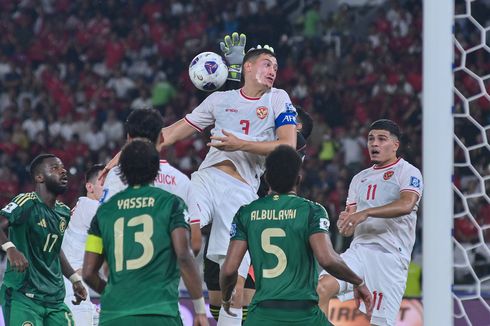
[[169, 196, 190, 232], [307, 202, 330, 235], [230, 207, 247, 241], [86, 213, 103, 254], [0, 194, 32, 226], [100, 167, 126, 204], [184, 92, 218, 132], [399, 164, 423, 199], [272, 89, 297, 129], [346, 173, 361, 207]]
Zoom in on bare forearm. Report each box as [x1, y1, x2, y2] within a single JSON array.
[[364, 198, 414, 219], [178, 253, 204, 299], [240, 138, 296, 156], [83, 272, 106, 294], [321, 255, 363, 286], [160, 119, 197, 148], [59, 250, 76, 278], [220, 270, 238, 301]]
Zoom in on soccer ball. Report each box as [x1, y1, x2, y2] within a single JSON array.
[[188, 52, 228, 91]]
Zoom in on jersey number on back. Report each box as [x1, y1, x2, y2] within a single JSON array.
[[114, 214, 154, 272], [261, 228, 287, 278]]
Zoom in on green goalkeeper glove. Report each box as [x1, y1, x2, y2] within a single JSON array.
[[220, 32, 246, 82]]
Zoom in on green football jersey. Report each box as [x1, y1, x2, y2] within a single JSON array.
[[0, 192, 70, 305], [231, 193, 330, 304], [86, 185, 189, 321]]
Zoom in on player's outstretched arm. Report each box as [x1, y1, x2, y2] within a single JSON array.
[[60, 249, 87, 305], [0, 215, 28, 272], [158, 119, 198, 151], [219, 239, 248, 316], [310, 233, 373, 315], [338, 191, 419, 236], [208, 124, 297, 155], [171, 227, 209, 326]]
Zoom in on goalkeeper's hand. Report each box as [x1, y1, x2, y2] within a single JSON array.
[[220, 32, 246, 82]]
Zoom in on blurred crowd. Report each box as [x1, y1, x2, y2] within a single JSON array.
[[0, 0, 488, 262]]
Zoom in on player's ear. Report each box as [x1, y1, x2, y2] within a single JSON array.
[[85, 182, 93, 195], [295, 174, 302, 188]]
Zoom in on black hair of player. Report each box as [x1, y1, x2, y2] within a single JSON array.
[[82, 164, 105, 196], [240, 48, 276, 84], [295, 106, 313, 140], [119, 139, 159, 187], [124, 108, 164, 144], [29, 154, 56, 182], [265, 145, 302, 194], [369, 119, 402, 140]]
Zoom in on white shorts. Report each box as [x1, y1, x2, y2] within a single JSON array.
[[189, 167, 257, 277], [320, 243, 408, 326], [63, 277, 98, 326]]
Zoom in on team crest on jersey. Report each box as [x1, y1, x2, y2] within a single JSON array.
[[383, 170, 394, 180], [230, 223, 237, 237], [59, 217, 67, 233], [256, 106, 268, 119], [22, 322, 33, 326], [273, 195, 280, 200], [410, 176, 421, 188]]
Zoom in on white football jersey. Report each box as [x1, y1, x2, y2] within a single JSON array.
[[61, 196, 99, 270], [100, 160, 194, 222], [185, 88, 297, 191], [346, 158, 423, 266]]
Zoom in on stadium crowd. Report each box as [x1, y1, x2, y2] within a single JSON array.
[[0, 0, 488, 263]]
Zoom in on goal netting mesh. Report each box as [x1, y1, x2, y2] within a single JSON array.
[[453, 0, 490, 325]]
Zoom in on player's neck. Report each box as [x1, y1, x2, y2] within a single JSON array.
[[374, 156, 399, 169], [241, 85, 267, 99], [36, 187, 57, 208]]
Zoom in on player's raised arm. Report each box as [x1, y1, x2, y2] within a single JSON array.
[[171, 227, 209, 326], [158, 119, 198, 150]]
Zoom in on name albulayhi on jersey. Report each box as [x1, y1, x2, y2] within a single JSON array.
[[250, 209, 297, 221]]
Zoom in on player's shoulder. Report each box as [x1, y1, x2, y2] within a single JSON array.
[[301, 196, 328, 214], [398, 158, 422, 174], [159, 161, 190, 181], [55, 200, 70, 213], [270, 87, 288, 96], [10, 192, 38, 208]]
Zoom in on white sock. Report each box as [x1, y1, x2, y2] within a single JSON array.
[[217, 307, 243, 326]]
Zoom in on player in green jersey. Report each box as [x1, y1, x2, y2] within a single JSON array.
[[220, 145, 372, 325], [0, 154, 87, 326], [83, 139, 208, 326]]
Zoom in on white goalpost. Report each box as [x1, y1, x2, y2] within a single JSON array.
[[423, 0, 454, 325]]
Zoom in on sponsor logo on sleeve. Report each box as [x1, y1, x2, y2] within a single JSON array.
[[383, 170, 394, 180], [99, 189, 109, 204], [1, 202, 18, 214], [319, 218, 330, 231], [230, 223, 237, 237], [410, 176, 421, 188], [285, 102, 295, 112]]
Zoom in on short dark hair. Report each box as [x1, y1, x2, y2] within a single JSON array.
[[29, 154, 56, 181], [85, 164, 105, 184], [241, 48, 276, 83], [82, 164, 104, 196], [125, 109, 164, 144], [295, 106, 313, 140], [265, 145, 302, 194], [369, 119, 402, 140], [119, 139, 159, 187]]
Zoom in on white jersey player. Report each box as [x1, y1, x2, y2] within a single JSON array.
[[161, 48, 297, 325], [318, 119, 423, 326], [98, 109, 199, 253], [61, 164, 105, 326]]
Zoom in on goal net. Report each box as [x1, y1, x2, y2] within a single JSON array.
[[452, 0, 490, 325]]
